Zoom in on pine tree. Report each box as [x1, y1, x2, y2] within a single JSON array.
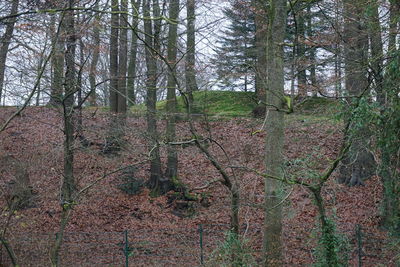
[[212, 0, 256, 92]]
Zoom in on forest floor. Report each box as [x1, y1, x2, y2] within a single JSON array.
[[0, 106, 398, 266]]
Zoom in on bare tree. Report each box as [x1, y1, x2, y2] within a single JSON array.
[[127, 0, 141, 106], [143, 0, 163, 193], [185, 0, 198, 105], [0, 0, 19, 104], [263, 0, 287, 264]]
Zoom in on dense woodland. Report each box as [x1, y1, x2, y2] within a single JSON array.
[[0, 0, 399, 266]]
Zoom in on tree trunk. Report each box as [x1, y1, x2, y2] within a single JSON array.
[[185, 0, 198, 106], [127, 0, 141, 106], [49, 12, 65, 106], [297, 10, 307, 97], [61, 0, 77, 207], [52, 3, 76, 265], [388, 0, 399, 53], [88, 3, 101, 106], [110, 0, 119, 113], [334, 0, 342, 97], [376, 0, 400, 231], [254, 0, 267, 103], [263, 0, 287, 264], [143, 0, 163, 193], [76, 33, 84, 141], [118, 0, 128, 114], [0, 0, 19, 104], [306, 5, 317, 95], [339, 0, 376, 186], [165, 0, 180, 183]]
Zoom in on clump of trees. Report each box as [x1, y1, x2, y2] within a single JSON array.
[[0, 0, 399, 265]]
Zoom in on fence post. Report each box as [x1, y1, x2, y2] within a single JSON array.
[[124, 230, 129, 267], [356, 224, 362, 267], [199, 224, 204, 265]]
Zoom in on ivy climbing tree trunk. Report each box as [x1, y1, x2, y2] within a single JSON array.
[[339, 0, 376, 186], [378, 0, 400, 231], [263, 0, 287, 264]]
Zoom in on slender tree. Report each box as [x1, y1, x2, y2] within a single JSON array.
[[296, 7, 307, 97], [118, 0, 128, 114], [143, 0, 163, 193], [371, 0, 400, 231], [0, 0, 19, 104], [165, 0, 180, 181], [185, 0, 198, 105], [255, 0, 267, 102], [51, 1, 77, 265], [110, 0, 120, 113], [263, 0, 287, 264], [127, 0, 141, 106], [49, 10, 65, 106], [89, 2, 101, 106]]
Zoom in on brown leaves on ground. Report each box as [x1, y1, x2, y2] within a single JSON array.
[[0, 107, 395, 266]]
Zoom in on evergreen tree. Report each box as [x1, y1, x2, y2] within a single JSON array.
[[212, 0, 256, 92]]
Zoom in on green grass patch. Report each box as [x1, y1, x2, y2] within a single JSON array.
[[157, 90, 258, 117], [295, 96, 343, 116], [129, 92, 343, 120]]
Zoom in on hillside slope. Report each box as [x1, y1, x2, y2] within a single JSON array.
[[0, 106, 395, 266]]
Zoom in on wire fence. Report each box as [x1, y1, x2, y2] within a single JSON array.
[[0, 224, 398, 266]]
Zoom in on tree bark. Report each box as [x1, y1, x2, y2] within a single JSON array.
[[388, 0, 399, 53], [306, 5, 317, 95], [254, 0, 267, 103], [263, 0, 287, 264], [88, 2, 101, 106], [165, 0, 180, 182], [297, 9, 307, 97], [118, 0, 128, 114], [49, 12, 65, 106], [185, 0, 198, 106], [339, 0, 376, 186], [110, 0, 119, 113], [143, 0, 163, 193], [375, 0, 400, 231], [61, 0, 77, 206], [0, 0, 19, 104], [127, 0, 141, 106]]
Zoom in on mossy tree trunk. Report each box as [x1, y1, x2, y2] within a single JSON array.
[[339, 0, 376, 186]]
